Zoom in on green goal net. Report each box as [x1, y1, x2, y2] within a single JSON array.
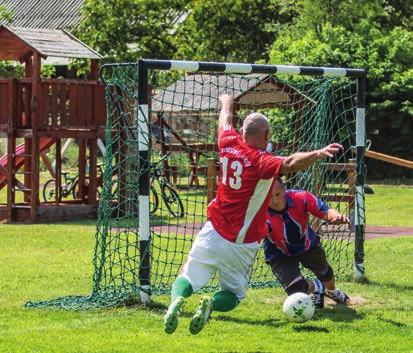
[[26, 60, 366, 309]]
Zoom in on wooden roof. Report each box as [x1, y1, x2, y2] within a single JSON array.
[[0, 0, 83, 29], [0, 25, 101, 60], [152, 74, 311, 113]]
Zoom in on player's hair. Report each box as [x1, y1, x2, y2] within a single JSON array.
[[242, 112, 269, 137], [275, 176, 285, 186]]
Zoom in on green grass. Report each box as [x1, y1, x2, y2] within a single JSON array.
[[365, 185, 413, 226], [0, 222, 412, 353], [0, 184, 412, 352]]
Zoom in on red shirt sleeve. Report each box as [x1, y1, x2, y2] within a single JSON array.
[[256, 153, 286, 179], [304, 191, 329, 218]]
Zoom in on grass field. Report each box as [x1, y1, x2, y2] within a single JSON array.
[[365, 185, 413, 226], [0, 185, 412, 353]]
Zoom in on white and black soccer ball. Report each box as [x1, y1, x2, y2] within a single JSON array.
[[283, 292, 315, 322]]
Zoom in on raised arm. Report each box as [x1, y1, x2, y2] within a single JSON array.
[[218, 94, 234, 130], [280, 143, 343, 174]]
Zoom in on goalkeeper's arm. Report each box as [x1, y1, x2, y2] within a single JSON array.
[[218, 94, 234, 130], [322, 209, 350, 225]]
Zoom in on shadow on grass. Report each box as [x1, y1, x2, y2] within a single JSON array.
[[293, 325, 329, 333], [313, 305, 365, 323], [214, 314, 287, 328], [363, 279, 413, 292], [376, 315, 407, 328], [143, 301, 286, 325], [129, 301, 367, 331], [136, 301, 201, 319]]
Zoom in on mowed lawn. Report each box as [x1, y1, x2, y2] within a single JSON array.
[[365, 185, 413, 226], [0, 186, 412, 353]]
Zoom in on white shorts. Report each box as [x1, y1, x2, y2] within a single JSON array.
[[180, 221, 260, 300]]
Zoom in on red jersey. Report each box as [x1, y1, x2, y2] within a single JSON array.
[[207, 126, 285, 243]]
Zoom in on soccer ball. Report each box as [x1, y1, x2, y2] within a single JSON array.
[[283, 292, 315, 322]]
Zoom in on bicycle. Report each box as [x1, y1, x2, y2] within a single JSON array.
[[150, 154, 184, 218], [43, 171, 80, 202], [42, 164, 104, 202]]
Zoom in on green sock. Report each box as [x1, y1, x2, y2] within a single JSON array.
[[212, 290, 239, 312], [171, 276, 193, 302]]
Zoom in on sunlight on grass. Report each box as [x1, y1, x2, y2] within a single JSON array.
[[365, 185, 413, 226], [0, 224, 412, 353]]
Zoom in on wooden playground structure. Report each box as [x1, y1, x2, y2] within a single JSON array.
[[1, 27, 411, 224], [0, 26, 106, 222]]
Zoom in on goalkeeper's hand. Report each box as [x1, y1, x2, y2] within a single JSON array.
[[329, 214, 350, 225]]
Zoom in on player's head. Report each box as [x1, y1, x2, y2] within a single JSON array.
[[270, 177, 286, 211], [241, 112, 270, 149]]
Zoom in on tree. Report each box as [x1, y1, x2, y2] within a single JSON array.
[[0, 5, 12, 22], [269, 0, 413, 179], [77, 0, 189, 63], [0, 5, 19, 78], [173, 0, 297, 63]]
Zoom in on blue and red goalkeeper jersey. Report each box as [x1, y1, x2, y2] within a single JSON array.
[[263, 190, 329, 260]]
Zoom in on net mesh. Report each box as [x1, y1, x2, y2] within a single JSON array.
[[26, 63, 363, 309]]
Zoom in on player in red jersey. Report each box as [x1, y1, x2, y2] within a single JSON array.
[[164, 94, 343, 334]]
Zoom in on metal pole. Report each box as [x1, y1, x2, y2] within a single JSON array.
[[137, 60, 151, 304], [354, 74, 366, 280]]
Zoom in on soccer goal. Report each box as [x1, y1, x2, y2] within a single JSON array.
[[27, 60, 366, 309]]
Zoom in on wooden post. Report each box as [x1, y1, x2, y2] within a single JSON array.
[[7, 79, 17, 221], [30, 52, 41, 222], [88, 59, 99, 81], [78, 139, 87, 200], [40, 151, 56, 179], [24, 57, 33, 201], [87, 138, 98, 205], [55, 139, 61, 204], [189, 151, 200, 187], [365, 150, 413, 169], [206, 158, 218, 204], [312, 164, 322, 233], [348, 158, 356, 212]]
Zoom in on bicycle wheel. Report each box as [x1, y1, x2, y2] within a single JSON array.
[[150, 185, 159, 214], [43, 179, 57, 202], [72, 180, 80, 200], [162, 181, 184, 218]]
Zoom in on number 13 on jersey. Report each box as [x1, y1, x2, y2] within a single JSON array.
[[220, 156, 243, 190]]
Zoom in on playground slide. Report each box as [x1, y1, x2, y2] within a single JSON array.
[[0, 138, 55, 190]]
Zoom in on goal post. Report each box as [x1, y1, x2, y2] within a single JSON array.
[[134, 59, 367, 294], [26, 59, 366, 310]]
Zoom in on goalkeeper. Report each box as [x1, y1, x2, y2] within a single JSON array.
[[164, 94, 343, 335], [264, 177, 350, 308]]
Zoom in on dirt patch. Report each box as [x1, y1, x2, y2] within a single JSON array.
[[151, 223, 413, 240], [324, 295, 366, 307], [365, 226, 413, 239]]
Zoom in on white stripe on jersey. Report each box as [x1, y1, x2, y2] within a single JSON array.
[[236, 177, 274, 243]]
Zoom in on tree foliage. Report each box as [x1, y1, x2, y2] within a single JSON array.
[[173, 0, 297, 62], [269, 0, 412, 178], [76, 0, 189, 62], [0, 5, 12, 22]]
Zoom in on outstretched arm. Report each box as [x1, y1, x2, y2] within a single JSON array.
[[218, 94, 234, 130], [322, 208, 349, 225], [280, 143, 343, 174]]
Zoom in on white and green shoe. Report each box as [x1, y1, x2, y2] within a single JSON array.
[[164, 296, 185, 334], [189, 296, 213, 335]]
